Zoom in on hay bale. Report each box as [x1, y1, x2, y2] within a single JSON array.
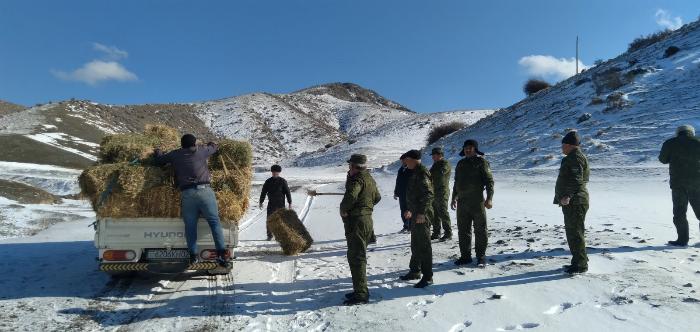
[[80, 125, 252, 224], [98, 124, 180, 164], [268, 209, 313, 255]]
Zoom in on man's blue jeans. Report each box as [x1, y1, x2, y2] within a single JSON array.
[[181, 186, 226, 255]]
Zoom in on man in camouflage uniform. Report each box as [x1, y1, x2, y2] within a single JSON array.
[[659, 125, 700, 247], [399, 149, 434, 288], [430, 147, 452, 241], [451, 140, 494, 267], [339, 154, 381, 305], [554, 131, 590, 274]]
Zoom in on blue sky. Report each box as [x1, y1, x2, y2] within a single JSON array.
[[0, 1, 697, 112]]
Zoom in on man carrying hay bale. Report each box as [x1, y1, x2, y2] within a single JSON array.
[[259, 164, 292, 241], [339, 154, 381, 306], [154, 133, 229, 268], [267, 208, 313, 255]]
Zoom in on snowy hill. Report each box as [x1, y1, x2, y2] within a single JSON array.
[[0, 83, 491, 167], [427, 21, 700, 169]]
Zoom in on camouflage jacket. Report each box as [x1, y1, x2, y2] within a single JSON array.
[[340, 170, 381, 217], [659, 133, 700, 189], [452, 156, 494, 204], [430, 159, 451, 199], [406, 164, 434, 215], [554, 148, 590, 205]]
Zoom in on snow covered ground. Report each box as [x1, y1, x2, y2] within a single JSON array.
[[1, 166, 699, 331]]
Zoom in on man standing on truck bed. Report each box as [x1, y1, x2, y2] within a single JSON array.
[[259, 164, 293, 241], [154, 134, 229, 268]]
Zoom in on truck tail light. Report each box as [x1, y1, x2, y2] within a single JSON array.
[[200, 249, 231, 260], [103, 250, 137, 261]]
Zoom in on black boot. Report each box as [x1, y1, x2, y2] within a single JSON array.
[[216, 250, 232, 268], [414, 277, 433, 288], [454, 257, 473, 265], [345, 291, 370, 299], [343, 297, 369, 306], [189, 253, 199, 265], [399, 272, 421, 281], [477, 257, 486, 267], [565, 265, 588, 274], [430, 233, 441, 240], [668, 240, 688, 247], [439, 233, 452, 242]]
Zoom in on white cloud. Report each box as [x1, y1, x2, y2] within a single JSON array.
[[92, 42, 129, 60], [52, 60, 138, 85], [518, 55, 588, 81], [655, 9, 683, 30]]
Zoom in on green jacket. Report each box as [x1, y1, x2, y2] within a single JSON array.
[[659, 133, 700, 189], [406, 164, 434, 215], [340, 170, 381, 217], [451, 156, 494, 203], [430, 159, 451, 199], [554, 148, 589, 205]]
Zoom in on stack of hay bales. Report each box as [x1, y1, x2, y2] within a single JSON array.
[[267, 209, 314, 255], [79, 124, 252, 224]]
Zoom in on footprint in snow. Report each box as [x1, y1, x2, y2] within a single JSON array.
[[543, 302, 580, 315], [497, 323, 540, 331], [448, 321, 473, 332], [412, 310, 427, 319]]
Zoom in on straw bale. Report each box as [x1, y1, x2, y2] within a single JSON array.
[[268, 209, 313, 255]]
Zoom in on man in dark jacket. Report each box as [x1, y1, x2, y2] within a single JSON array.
[[259, 164, 292, 241], [340, 154, 381, 305], [394, 154, 412, 233], [659, 125, 700, 247], [430, 147, 452, 241], [400, 149, 434, 288], [554, 131, 590, 274], [451, 140, 494, 267], [154, 134, 229, 267]]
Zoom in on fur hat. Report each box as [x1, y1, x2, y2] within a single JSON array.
[[676, 124, 696, 136]]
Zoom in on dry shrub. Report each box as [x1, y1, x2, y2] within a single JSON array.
[[427, 121, 466, 145], [267, 209, 313, 255]]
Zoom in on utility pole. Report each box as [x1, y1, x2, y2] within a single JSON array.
[[576, 36, 579, 75]]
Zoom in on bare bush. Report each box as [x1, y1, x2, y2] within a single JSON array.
[[523, 79, 551, 96], [426, 121, 466, 145]]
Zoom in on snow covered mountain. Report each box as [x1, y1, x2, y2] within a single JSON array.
[[0, 83, 491, 168], [425, 21, 700, 169]]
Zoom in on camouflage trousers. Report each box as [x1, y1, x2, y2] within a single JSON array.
[[672, 188, 700, 243], [409, 214, 433, 278], [344, 215, 373, 300], [456, 200, 488, 259], [431, 196, 452, 236], [562, 203, 589, 269]]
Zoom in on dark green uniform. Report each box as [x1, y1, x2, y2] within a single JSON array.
[[554, 148, 590, 269], [659, 131, 700, 244], [430, 159, 452, 237], [452, 156, 494, 259], [340, 169, 381, 301], [406, 164, 434, 278]]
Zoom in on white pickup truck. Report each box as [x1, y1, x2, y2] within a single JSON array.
[[94, 217, 238, 276]]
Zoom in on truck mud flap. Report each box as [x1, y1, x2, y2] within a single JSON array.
[[100, 262, 220, 273]]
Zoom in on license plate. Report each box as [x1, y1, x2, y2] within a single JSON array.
[[146, 249, 190, 260]]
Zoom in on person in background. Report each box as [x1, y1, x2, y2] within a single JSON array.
[[260, 164, 292, 241], [394, 153, 412, 233], [430, 147, 452, 241], [659, 125, 700, 247]]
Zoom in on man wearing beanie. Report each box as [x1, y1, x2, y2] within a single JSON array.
[[154, 134, 230, 268], [259, 164, 292, 241], [430, 147, 453, 241], [554, 130, 590, 274], [400, 149, 435, 288], [340, 154, 381, 305], [659, 125, 700, 247], [451, 139, 494, 267]]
